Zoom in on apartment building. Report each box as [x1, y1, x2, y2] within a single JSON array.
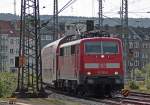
[[0, 20, 19, 71], [0, 20, 54, 71], [128, 35, 150, 67]]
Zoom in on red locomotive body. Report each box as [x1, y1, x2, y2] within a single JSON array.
[[42, 35, 124, 96]]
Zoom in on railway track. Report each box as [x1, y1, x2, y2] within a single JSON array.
[[117, 91, 150, 105], [46, 87, 150, 105], [130, 91, 150, 98]]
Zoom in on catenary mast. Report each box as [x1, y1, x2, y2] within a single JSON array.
[[53, 0, 58, 40], [121, 0, 128, 80], [98, 0, 103, 30], [16, 0, 44, 97]]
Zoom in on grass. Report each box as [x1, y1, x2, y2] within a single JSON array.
[[0, 98, 82, 105], [0, 72, 17, 98], [21, 98, 82, 105], [125, 81, 150, 94]]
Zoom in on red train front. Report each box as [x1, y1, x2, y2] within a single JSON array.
[[42, 33, 124, 97]]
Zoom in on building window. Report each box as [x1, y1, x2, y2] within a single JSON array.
[[129, 42, 133, 48], [10, 39, 14, 44], [134, 60, 139, 66], [134, 51, 139, 58], [133, 35, 136, 39], [142, 43, 148, 48], [129, 61, 133, 66], [41, 35, 46, 40], [144, 36, 149, 40], [2, 56, 8, 60], [16, 39, 19, 44], [10, 49, 14, 54], [46, 35, 52, 40], [142, 53, 148, 59], [134, 42, 139, 48], [10, 59, 14, 65], [67, 26, 70, 30], [142, 62, 145, 68], [16, 48, 19, 54]]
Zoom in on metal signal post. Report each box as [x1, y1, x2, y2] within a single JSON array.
[[16, 0, 45, 97]]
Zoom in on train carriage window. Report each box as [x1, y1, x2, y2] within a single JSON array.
[[71, 45, 75, 55], [60, 48, 64, 56]]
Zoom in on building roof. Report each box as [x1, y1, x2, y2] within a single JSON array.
[[0, 20, 19, 37]]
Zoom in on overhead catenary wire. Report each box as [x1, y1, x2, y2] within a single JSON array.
[[41, 0, 77, 28]]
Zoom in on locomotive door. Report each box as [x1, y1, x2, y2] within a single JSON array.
[[75, 45, 79, 79]]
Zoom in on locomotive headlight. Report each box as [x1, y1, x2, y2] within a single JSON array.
[[115, 71, 119, 75], [87, 72, 91, 76], [101, 55, 105, 58]]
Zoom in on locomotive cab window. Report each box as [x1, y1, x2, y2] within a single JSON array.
[[85, 42, 102, 54], [85, 41, 119, 54], [102, 42, 118, 54]]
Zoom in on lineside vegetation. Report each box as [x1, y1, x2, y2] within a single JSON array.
[[127, 63, 150, 92], [0, 72, 17, 98]]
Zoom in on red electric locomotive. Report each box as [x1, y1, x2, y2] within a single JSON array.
[[42, 32, 124, 97]]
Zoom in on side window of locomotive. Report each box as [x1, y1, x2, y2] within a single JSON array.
[[60, 48, 64, 56], [64, 47, 71, 56], [64, 47, 67, 56], [102, 42, 118, 54], [71, 45, 75, 55]]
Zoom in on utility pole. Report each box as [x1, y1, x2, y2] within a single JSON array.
[[98, 0, 103, 30], [53, 0, 58, 40], [121, 0, 128, 82], [0, 34, 1, 71], [14, 0, 16, 15], [16, 0, 45, 97]]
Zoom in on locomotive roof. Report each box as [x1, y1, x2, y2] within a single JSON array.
[[42, 36, 121, 52], [60, 37, 121, 48]]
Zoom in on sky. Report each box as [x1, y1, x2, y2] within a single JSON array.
[[0, 0, 150, 18]]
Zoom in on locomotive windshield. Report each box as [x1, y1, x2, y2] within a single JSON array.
[[85, 41, 118, 54]]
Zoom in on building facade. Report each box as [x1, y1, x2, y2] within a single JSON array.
[[0, 20, 54, 71]]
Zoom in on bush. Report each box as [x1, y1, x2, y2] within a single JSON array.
[[146, 80, 150, 89], [129, 81, 139, 89], [0, 72, 17, 98]]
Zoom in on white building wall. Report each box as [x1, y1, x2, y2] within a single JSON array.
[[8, 37, 19, 71], [0, 34, 9, 71]]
